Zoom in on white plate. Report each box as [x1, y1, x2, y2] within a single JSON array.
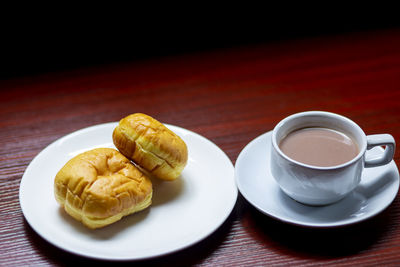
[[235, 131, 399, 228], [20, 122, 237, 260]]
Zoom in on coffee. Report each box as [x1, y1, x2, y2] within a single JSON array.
[[279, 127, 359, 167]]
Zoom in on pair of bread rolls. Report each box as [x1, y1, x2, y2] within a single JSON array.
[[54, 113, 188, 229]]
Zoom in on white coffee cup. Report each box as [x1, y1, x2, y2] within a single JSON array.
[[270, 111, 395, 206]]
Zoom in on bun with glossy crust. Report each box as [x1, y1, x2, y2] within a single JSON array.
[[112, 113, 188, 181], [54, 148, 152, 229]]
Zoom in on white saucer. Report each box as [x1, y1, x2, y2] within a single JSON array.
[[235, 131, 399, 228], [20, 122, 237, 260]]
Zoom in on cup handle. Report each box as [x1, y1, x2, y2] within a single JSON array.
[[365, 134, 396, 168]]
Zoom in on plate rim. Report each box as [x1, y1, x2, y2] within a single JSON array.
[[235, 130, 400, 228], [19, 122, 237, 261]]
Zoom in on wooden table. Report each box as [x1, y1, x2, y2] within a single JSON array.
[[1, 28, 400, 266]]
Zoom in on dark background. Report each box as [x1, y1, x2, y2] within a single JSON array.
[[2, 13, 399, 79]]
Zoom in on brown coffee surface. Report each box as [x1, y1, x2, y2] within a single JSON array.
[[279, 127, 359, 167]]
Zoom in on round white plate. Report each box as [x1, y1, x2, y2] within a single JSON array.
[[235, 131, 399, 228], [20, 122, 237, 260]]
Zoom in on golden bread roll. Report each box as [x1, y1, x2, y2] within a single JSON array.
[[112, 113, 188, 181], [54, 148, 152, 229]]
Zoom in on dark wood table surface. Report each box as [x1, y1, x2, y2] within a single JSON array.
[[1, 28, 400, 266]]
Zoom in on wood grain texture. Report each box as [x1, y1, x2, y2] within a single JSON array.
[[1, 29, 400, 266]]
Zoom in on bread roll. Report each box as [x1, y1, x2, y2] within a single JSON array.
[[54, 148, 152, 229], [112, 113, 188, 181]]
